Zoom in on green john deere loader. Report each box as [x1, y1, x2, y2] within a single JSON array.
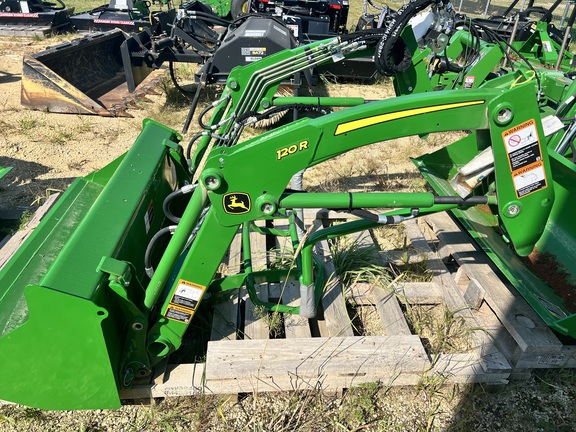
[[2, 0, 576, 410]]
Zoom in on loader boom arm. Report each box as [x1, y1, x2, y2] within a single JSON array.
[[144, 82, 554, 363]]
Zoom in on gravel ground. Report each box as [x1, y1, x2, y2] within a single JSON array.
[[1, 371, 576, 431]]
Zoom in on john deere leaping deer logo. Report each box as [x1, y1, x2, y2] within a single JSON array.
[[223, 193, 251, 214]]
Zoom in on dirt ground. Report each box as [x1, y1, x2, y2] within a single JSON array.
[[0, 37, 192, 216]]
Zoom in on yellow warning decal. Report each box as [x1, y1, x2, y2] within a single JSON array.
[[165, 304, 194, 324], [164, 280, 206, 323], [502, 118, 548, 198], [334, 100, 485, 135]]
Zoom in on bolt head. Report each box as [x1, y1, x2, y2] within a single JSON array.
[[261, 203, 275, 215], [205, 176, 220, 190], [507, 204, 520, 216], [497, 108, 513, 123]]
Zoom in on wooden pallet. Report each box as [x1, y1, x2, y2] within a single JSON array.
[[2, 199, 573, 400], [417, 213, 576, 371], [124, 210, 573, 399]]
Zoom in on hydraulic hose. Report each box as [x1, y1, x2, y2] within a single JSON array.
[[163, 184, 196, 223], [186, 132, 205, 160], [375, 0, 444, 76], [145, 226, 177, 278], [144, 186, 208, 310], [235, 104, 330, 126]]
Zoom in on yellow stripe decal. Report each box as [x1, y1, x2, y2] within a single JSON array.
[[334, 100, 485, 136]]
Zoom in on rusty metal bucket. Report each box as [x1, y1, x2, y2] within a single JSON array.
[[21, 29, 164, 116]]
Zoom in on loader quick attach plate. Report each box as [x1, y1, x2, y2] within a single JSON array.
[[20, 29, 163, 116]]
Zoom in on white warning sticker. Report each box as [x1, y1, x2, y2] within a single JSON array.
[[165, 305, 192, 324], [502, 119, 547, 198], [464, 75, 475, 89], [164, 280, 205, 323], [513, 164, 546, 197], [170, 280, 204, 310]]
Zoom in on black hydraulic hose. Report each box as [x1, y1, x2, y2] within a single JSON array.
[[163, 189, 183, 223], [186, 132, 204, 160], [374, 0, 443, 76], [540, 0, 563, 24], [235, 104, 330, 125], [450, 19, 482, 89], [474, 20, 541, 93], [198, 102, 218, 130], [340, 28, 388, 46], [169, 62, 193, 98], [556, 92, 576, 117], [366, 0, 387, 11], [163, 184, 196, 223], [144, 225, 176, 278]]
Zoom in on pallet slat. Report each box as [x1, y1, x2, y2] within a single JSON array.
[[205, 335, 429, 392], [316, 238, 354, 337], [211, 233, 242, 342], [372, 286, 412, 336], [243, 222, 270, 340], [423, 212, 566, 367]]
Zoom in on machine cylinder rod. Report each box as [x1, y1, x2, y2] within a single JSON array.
[[279, 192, 436, 209], [273, 97, 366, 107]]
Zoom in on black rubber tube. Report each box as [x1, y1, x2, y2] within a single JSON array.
[[374, 0, 439, 76]]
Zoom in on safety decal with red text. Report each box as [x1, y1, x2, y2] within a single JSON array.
[[502, 119, 547, 198]]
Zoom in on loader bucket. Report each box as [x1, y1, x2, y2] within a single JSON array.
[[0, 119, 185, 409], [21, 29, 162, 116], [414, 136, 576, 337]]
